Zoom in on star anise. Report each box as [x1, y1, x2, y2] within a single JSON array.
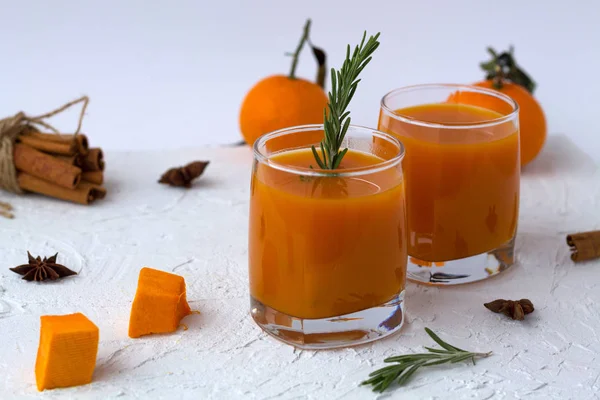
[[158, 161, 209, 188], [484, 299, 534, 320], [10, 252, 77, 282]]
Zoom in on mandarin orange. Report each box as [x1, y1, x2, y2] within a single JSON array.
[[450, 47, 547, 166], [239, 19, 328, 146], [472, 80, 546, 166], [239, 75, 327, 146]]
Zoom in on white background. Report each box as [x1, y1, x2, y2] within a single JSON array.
[[1, 3, 600, 398], [1, 0, 599, 160]]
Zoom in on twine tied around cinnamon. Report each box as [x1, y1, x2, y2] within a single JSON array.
[[0, 96, 88, 194]]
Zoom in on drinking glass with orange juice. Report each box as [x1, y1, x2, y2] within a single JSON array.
[[249, 125, 407, 349], [378, 84, 520, 285]]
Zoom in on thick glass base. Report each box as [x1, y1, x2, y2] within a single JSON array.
[[250, 292, 405, 350], [407, 237, 515, 285]]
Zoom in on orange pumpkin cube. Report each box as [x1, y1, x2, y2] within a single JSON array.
[[128, 267, 192, 338], [35, 313, 99, 391]]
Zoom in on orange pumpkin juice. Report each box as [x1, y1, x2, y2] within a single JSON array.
[[378, 103, 519, 262], [249, 147, 407, 320]]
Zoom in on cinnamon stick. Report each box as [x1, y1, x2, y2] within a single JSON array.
[[56, 154, 82, 167], [62, 133, 89, 155], [79, 181, 106, 199], [19, 135, 74, 155], [14, 143, 81, 189], [81, 171, 103, 185], [566, 230, 600, 262], [18, 173, 105, 205], [80, 148, 104, 171], [18, 132, 78, 156]]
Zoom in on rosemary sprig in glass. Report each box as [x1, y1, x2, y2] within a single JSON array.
[[311, 32, 380, 170], [361, 328, 492, 393]]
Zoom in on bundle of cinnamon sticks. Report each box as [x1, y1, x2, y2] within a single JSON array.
[[14, 129, 106, 205]]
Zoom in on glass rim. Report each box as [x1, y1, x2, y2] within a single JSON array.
[[252, 124, 405, 178], [380, 83, 520, 129]]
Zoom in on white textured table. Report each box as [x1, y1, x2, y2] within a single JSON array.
[[1, 135, 599, 400]]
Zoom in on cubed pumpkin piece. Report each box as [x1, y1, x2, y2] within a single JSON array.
[[128, 267, 192, 338], [35, 313, 99, 391]]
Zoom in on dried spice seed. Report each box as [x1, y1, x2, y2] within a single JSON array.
[[512, 302, 525, 321], [484, 298, 534, 320], [10, 252, 77, 282], [158, 161, 209, 188], [483, 299, 506, 313], [519, 299, 534, 314]]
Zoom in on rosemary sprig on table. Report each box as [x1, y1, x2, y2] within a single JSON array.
[[361, 328, 492, 393], [311, 32, 380, 170]]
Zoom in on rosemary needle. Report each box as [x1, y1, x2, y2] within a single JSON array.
[[361, 328, 492, 393], [311, 31, 380, 170]]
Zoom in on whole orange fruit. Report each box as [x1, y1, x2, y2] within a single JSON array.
[[239, 19, 328, 146], [471, 80, 546, 167], [239, 75, 328, 146], [454, 47, 547, 167]]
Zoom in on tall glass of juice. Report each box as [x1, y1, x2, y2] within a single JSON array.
[[249, 124, 407, 349], [379, 84, 520, 285]]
